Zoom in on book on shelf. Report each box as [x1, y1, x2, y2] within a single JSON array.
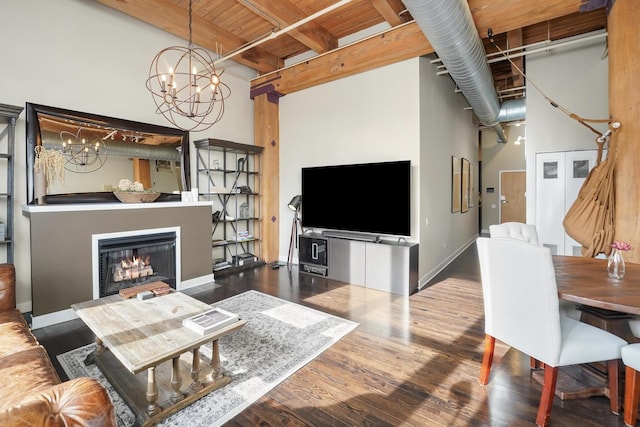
[[183, 307, 240, 335], [236, 230, 253, 241], [213, 259, 232, 271]]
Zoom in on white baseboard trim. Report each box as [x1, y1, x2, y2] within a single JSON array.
[[417, 235, 477, 290], [17, 301, 32, 314], [179, 274, 215, 290], [32, 308, 77, 330]]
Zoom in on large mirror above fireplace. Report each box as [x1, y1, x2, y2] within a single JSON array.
[[26, 103, 191, 204]]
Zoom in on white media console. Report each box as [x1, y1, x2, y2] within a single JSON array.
[[298, 232, 419, 296]]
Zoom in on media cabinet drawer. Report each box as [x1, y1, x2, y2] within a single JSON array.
[[300, 263, 328, 276]]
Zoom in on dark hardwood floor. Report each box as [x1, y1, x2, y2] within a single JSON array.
[[33, 243, 632, 426]]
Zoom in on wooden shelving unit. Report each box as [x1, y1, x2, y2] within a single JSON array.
[[0, 104, 24, 264]]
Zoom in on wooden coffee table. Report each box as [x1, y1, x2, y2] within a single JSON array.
[[72, 291, 246, 426]]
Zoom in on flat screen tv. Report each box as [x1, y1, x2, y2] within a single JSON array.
[[301, 160, 411, 237]]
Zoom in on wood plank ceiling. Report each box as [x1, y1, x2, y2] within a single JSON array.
[[96, 0, 608, 103]]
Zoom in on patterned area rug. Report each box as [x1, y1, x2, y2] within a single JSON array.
[[58, 290, 358, 426]]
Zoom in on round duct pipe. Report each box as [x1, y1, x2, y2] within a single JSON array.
[[42, 130, 181, 162], [402, 0, 525, 142]]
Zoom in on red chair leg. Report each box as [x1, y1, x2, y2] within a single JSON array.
[[479, 334, 495, 385], [536, 365, 558, 427], [530, 357, 542, 369], [625, 365, 640, 426], [607, 360, 620, 414]]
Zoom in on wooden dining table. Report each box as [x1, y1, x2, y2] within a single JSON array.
[[548, 255, 640, 400], [554, 255, 640, 317]]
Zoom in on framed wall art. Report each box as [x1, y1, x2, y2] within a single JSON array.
[[469, 162, 475, 208], [461, 158, 470, 213], [451, 156, 461, 213]]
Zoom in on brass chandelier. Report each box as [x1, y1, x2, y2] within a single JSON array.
[[146, 0, 230, 132]]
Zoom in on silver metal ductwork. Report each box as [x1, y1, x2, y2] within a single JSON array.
[[402, 0, 525, 143], [496, 99, 526, 124], [42, 131, 181, 161]]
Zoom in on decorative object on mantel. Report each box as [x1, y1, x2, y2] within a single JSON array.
[[34, 146, 65, 187], [608, 241, 631, 280], [111, 179, 160, 203], [34, 145, 66, 204], [145, 0, 230, 132], [113, 191, 161, 203]]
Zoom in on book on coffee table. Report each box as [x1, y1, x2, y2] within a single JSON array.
[[183, 307, 240, 335]]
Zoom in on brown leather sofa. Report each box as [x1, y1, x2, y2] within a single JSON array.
[[0, 263, 116, 426]]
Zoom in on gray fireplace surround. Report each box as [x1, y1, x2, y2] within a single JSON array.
[[22, 201, 214, 328]]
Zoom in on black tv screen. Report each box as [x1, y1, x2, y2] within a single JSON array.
[[301, 160, 411, 237]]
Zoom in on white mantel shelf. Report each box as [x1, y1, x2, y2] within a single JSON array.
[[22, 201, 213, 215]]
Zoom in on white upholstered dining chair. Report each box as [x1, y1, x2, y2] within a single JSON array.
[[489, 222, 581, 321], [489, 222, 540, 245], [476, 237, 627, 427]]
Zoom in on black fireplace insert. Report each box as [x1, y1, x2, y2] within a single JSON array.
[[98, 231, 177, 297]]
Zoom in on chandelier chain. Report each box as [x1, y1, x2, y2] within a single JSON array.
[[188, 0, 193, 50]]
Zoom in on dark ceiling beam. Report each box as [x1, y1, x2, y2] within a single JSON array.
[[252, 0, 585, 95], [96, 0, 283, 73], [240, 0, 338, 54], [371, 0, 409, 27]]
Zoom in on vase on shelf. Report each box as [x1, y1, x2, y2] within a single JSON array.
[[607, 248, 626, 280]]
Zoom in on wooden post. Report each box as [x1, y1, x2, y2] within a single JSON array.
[[134, 158, 153, 189], [253, 93, 280, 263], [609, 0, 640, 262]]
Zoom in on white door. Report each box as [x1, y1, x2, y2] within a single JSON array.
[[536, 152, 566, 255], [535, 149, 602, 256]]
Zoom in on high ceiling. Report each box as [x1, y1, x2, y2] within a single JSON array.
[[96, 0, 608, 102]]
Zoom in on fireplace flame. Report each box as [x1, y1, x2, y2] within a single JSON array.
[[120, 255, 151, 269], [114, 255, 154, 282]]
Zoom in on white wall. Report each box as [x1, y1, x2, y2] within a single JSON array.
[[280, 56, 479, 285], [1, 0, 255, 310], [525, 37, 609, 225], [279, 58, 420, 251], [418, 57, 479, 281]]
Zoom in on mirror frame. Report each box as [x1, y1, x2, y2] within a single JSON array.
[[26, 102, 190, 204]]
